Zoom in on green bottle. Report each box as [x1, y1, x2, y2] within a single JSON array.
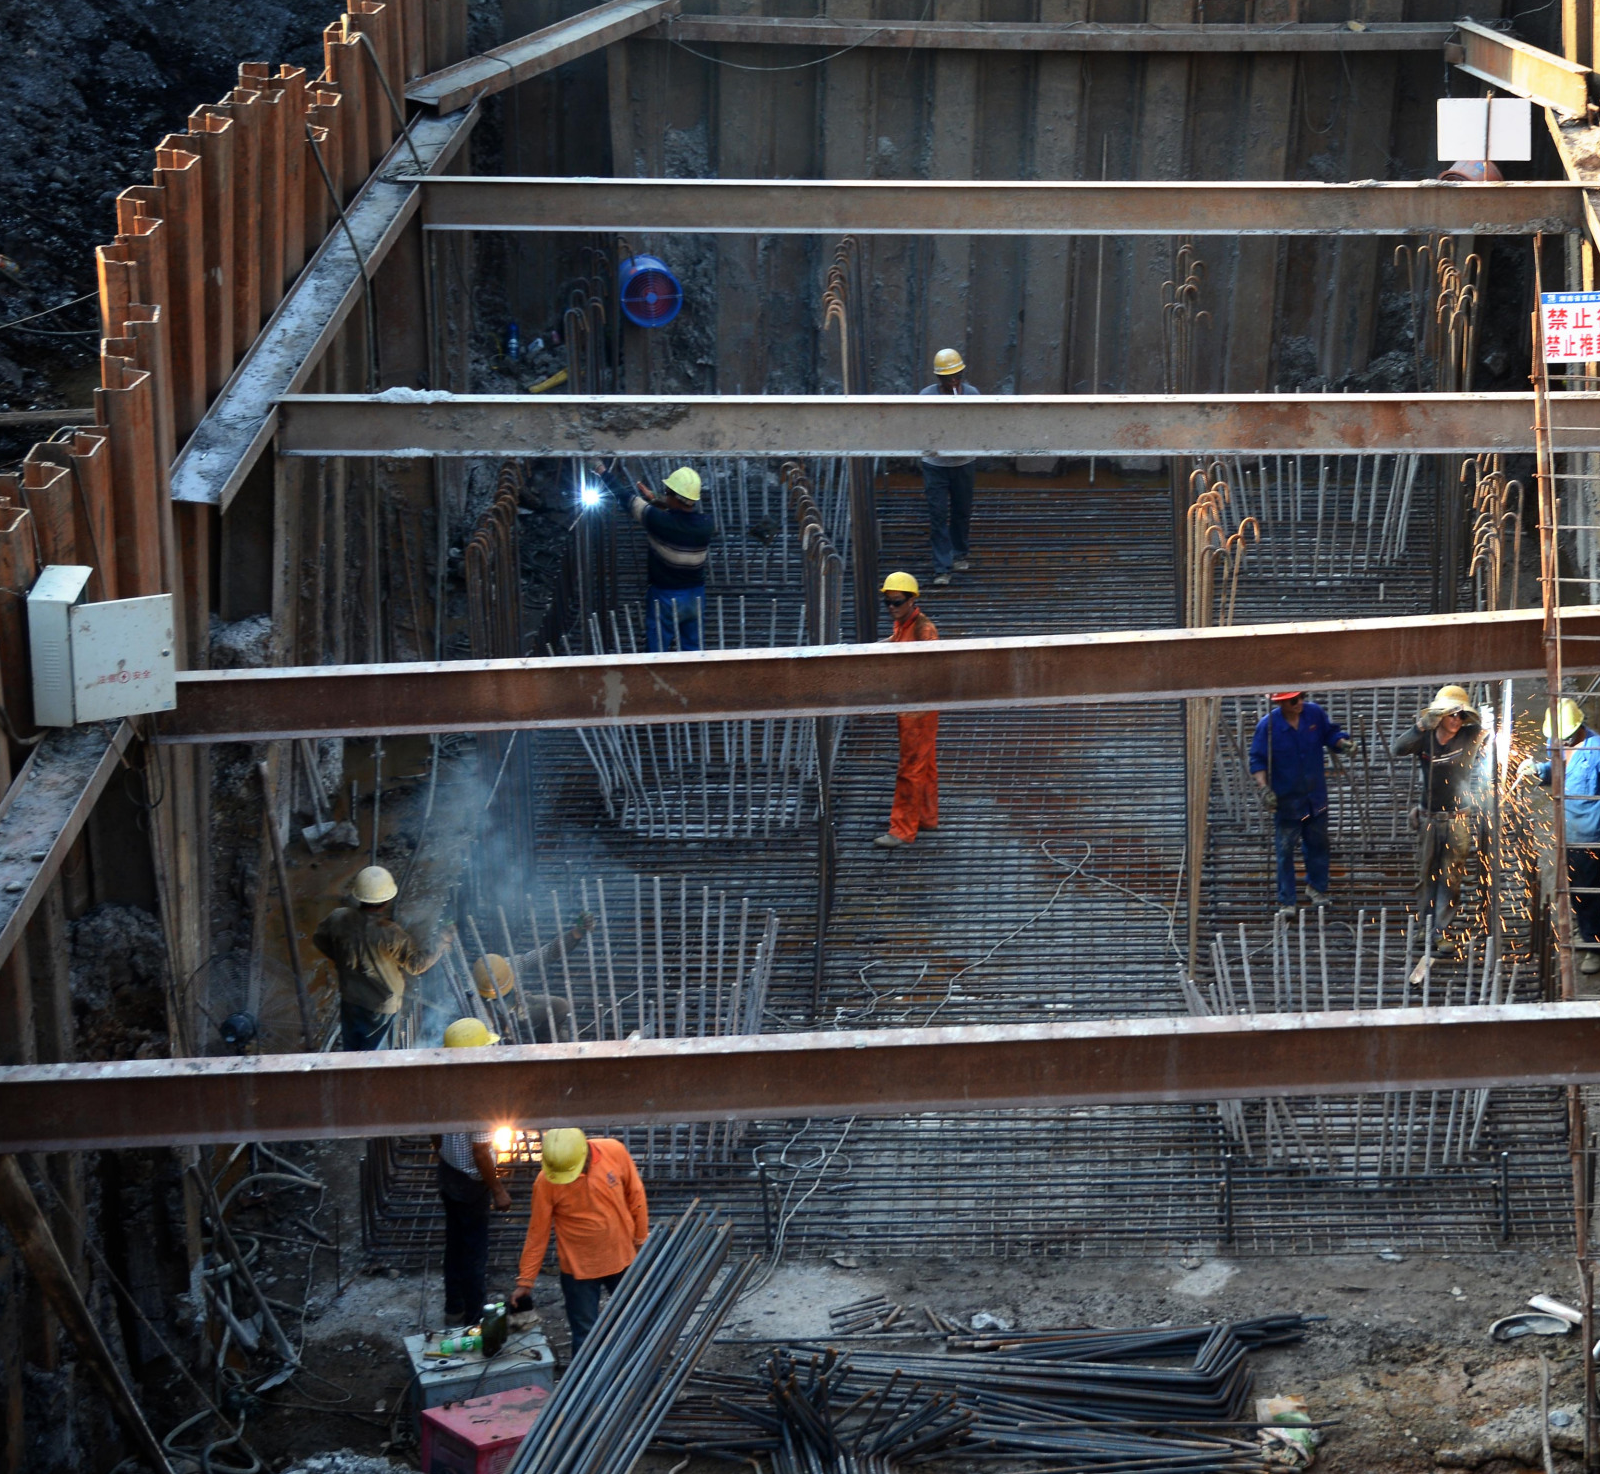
[[480, 1302, 508, 1358], [439, 1332, 481, 1355]]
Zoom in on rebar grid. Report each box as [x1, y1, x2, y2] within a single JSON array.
[[391, 468, 1572, 1264]]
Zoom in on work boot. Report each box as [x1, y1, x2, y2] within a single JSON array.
[[1432, 931, 1458, 958], [932, 572, 952, 586], [873, 833, 907, 848], [1274, 903, 1296, 920], [1582, 949, 1600, 975], [953, 558, 971, 571], [1307, 888, 1330, 908]]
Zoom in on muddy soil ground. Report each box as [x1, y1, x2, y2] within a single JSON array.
[[210, 1140, 1590, 1474]]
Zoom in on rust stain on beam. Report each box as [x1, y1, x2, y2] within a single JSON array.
[[4, 1004, 1600, 1151], [417, 177, 1584, 236], [155, 608, 1600, 742], [1454, 19, 1590, 119], [653, 17, 1457, 51], [406, 0, 681, 113], [274, 391, 1600, 459]]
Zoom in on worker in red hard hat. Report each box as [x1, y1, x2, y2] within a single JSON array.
[[874, 573, 940, 848], [1249, 692, 1355, 914]]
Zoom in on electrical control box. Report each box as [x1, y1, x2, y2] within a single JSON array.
[[403, 1326, 555, 1422], [27, 566, 176, 726]]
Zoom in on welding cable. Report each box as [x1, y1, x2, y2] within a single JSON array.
[[304, 123, 381, 393], [0, 290, 98, 332], [352, 32, 426, 175]]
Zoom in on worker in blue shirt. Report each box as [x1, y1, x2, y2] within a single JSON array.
[[596, 460, 715, 652], [1249, 691, 1355, 913], [1518, 696, 1600, 975]]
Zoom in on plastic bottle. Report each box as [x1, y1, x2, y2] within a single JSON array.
[[438, 1332, 482, 1355], [505, 321, 520, 362]]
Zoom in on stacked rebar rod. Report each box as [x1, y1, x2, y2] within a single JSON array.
[[660, 1348, 973, 1472], [662, 1319, 1309, 1472], [507, 1206, 754, 1474]]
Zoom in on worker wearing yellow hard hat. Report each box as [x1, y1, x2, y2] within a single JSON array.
[[1393, 684, 1485, 957], [1520, 696, 1600, 973], [511, 1128, 650, 1356], [312, 866, 452, 1051], [433, 1017, 512, 1323], [469, 908, 598, 1042], [874, 573, 941, 849], [919, 347, 981, 587], [591, 457, 715, 653]]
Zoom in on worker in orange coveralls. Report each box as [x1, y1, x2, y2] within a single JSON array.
[[509, 1128, 648, 1358], [874, 571, 940, 849]]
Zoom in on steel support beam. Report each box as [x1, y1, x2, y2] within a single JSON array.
[[406, 0, 680, 113], [156, 608, 1600, 742], [655, 16, 1456, 50], [1453, 19, 1590, 119], [274, 391, 1600, 459], [168, 108, 479, 510], [416, 177, 1584, 236], [4, 1003, 1600, 1151], [0, 722, 133, 967]]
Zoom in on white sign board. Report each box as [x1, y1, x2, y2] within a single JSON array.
[[1541, 292, 1600, 364], [70, 595, 176, 723], [1436, 96, 1532, 161]]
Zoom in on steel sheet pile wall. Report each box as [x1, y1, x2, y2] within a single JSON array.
[[603, 0, 1497, 400]]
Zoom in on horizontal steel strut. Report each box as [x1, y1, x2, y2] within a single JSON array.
[[4, 1004, 1600, 1151]]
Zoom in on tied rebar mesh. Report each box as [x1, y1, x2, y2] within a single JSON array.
[[1185, 911, 1523, 1182], [562, 465, 849, 840], [361, 879, 780, 1262]]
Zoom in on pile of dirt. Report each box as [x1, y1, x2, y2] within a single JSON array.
[[0, 0, 345, 465]]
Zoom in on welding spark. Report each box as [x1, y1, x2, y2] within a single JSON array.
[[579, 480, 603, 509]]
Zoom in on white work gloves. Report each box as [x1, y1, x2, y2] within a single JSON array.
[[1516, 756, 1541, 783]]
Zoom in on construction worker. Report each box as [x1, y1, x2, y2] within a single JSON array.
[[596, 459, 715, 652], [919, 348, 980, 586], [1518, 696, 1600, 974], [312, 866, 451, 1050], [874, 572, 939, 849], [1249, 692, 1355, 912], [1393, 684, 1485, 956], [510, 1128, 649, 1358], [471, 910, 598, 1042], [432, 1018, 513, 1324]]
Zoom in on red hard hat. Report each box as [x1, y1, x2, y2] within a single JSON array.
[[1270, 691, 1304, 702]]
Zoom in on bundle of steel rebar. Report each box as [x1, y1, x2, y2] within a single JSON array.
[[829, 1294, 905, 1334], [663, 1319, 1308, 1472], [506, 1206, 754, 1474], [658, 1348, 973, 1471]]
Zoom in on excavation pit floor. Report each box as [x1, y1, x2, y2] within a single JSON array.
[[244, 1145, 1592, 1474]]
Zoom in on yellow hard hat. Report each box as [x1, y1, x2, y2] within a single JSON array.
[[663, 467, 702, 503], [540, 1127, 588, 1184], [443, 1017, 500, 1048], [880, 571, 919, 596], [933, 348, 965, 376], [473, 953, 514, 1000], [1544, 697, 1587, 741], [351, 865, 397, 905], [1425, 684, 1472, 715]]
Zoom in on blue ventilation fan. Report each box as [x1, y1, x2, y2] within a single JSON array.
[[618, 254, 683, 328]]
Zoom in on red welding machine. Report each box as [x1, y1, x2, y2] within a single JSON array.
[[419, 1383, 550, 1474]]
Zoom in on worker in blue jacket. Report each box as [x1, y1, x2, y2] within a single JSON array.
[[1518, 696, 1600, 975], [1249, 691, 1355, 913], [595, 459, 716, 652]]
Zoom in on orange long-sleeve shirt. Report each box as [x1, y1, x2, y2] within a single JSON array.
[[515, 1138, 649, 1290]]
